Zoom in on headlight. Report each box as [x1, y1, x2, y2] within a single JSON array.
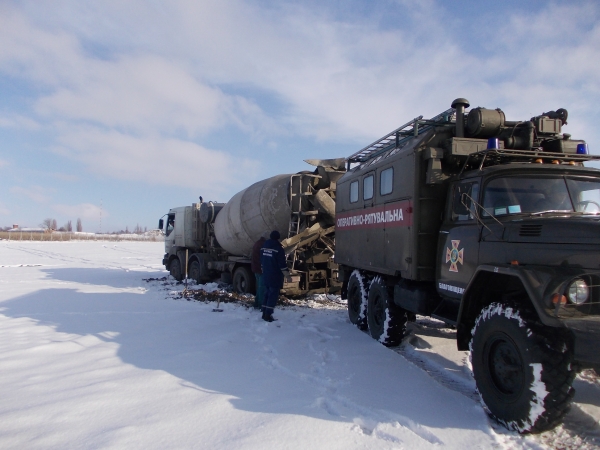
[[567, 279, 589, 304]]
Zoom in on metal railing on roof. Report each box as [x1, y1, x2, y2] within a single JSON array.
[[347, 107, 456, 167]]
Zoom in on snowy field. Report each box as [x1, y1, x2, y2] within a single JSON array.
[[1, 241, 600, 449]]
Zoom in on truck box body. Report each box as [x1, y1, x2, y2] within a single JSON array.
[[336, 131, 448, 282]]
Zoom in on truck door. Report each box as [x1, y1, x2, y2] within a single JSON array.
[[384, 198, 412, 276], [173, 210, 184, 247], [360, 172, 383, 270], [165, 212, 176, 248], [437, 179, 481, 299]]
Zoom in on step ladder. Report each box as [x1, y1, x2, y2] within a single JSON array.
[[347, 107, 455, 168]]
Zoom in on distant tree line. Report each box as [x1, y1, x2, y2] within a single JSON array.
[[3, 219, 149, 234], [109, 224, 148, 235], [38, 218, 82, 232]]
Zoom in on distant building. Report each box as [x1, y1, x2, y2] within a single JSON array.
[[8, 227, 45, 233]]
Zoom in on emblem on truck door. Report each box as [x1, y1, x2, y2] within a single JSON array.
[[446, 240, 464, 272]]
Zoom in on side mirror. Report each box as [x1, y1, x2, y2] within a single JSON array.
[[456, 193, 471, 216], [158, 219, 164, 230]]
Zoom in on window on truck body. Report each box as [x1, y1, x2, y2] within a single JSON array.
[[380, 167, 393, 196], [363, 174, 374, 200], [350, 180, 359, 203]]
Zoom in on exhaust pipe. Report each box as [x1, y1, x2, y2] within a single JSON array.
[[451, 98, 470, 138]]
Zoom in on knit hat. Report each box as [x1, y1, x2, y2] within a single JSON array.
[[270, 230, 281, 240]]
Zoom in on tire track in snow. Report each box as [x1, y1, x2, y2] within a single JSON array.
[[393, 320, 600, 449], [392, 339, 480, 403]]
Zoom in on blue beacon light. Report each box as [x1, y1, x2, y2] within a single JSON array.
[[487, 138, 499, 149], [576, 143, 589, 155]]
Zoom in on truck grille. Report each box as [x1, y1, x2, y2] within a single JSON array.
[[519, 224, 543, 237]]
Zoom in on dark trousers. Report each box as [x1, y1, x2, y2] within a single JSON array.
[[253, 274, 264, 309], [262, 285, 279, 316]]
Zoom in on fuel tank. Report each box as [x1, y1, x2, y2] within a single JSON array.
[[214, 174, 293, 257]]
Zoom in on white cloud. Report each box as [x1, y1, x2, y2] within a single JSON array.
[[52, 125, 260, 195], [35, 56, 230, 136], [0, 4, 278, 139], [1, 1, 466, 142], [9, 186, 52, 203], [0, 114, 40, 130], [0, 5, 83, 85], [1, 0, 599, 169], [467, 3, 600, 152], [53, 203, 104, 221]]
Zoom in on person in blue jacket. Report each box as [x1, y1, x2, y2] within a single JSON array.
[[260, 230, 291, 322]]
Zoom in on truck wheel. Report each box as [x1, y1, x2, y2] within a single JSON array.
[[232, 266, 256, 294], [169, 258, 183, 281], [347, 270, 369, 330], [188, 260, 202, 284], [470, 303, 576, 433], [367, 276, 407, 347]]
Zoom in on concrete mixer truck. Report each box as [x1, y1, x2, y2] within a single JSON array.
[[336, 98, 600, 433], [158, 159, 345, 296]]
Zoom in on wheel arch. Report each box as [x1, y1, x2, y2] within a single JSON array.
[[456, 265, 545, 350], [188, 252, 214, 282], [168, 250, 183, 270], [189, 252, 214, 266]]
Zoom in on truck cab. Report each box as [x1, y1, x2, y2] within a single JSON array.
[[159, 203, 216, 284]]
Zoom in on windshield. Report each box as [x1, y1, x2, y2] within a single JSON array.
[[482, 176, 600, 217]]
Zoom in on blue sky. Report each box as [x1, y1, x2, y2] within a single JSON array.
[[1, 0, 599, 232]]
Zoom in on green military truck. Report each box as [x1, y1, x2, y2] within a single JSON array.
[[335, 98, 600, 433]]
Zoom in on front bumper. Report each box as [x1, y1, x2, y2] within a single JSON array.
[[563, 318, 600, 366]]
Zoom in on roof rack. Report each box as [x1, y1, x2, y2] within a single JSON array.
[[476, 148, 600, 163], [347, 107, 455, 166], [459, 148, 600, 176]]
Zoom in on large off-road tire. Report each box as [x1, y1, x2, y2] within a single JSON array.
[[367, 276, 407, 347], [470, 303, 576, 433], [169, 258, 183, 281], [232, 266, 256, 294], [347, 270, 369, 330]]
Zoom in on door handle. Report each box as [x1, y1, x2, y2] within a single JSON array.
[[439, 230, 450, 234]]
